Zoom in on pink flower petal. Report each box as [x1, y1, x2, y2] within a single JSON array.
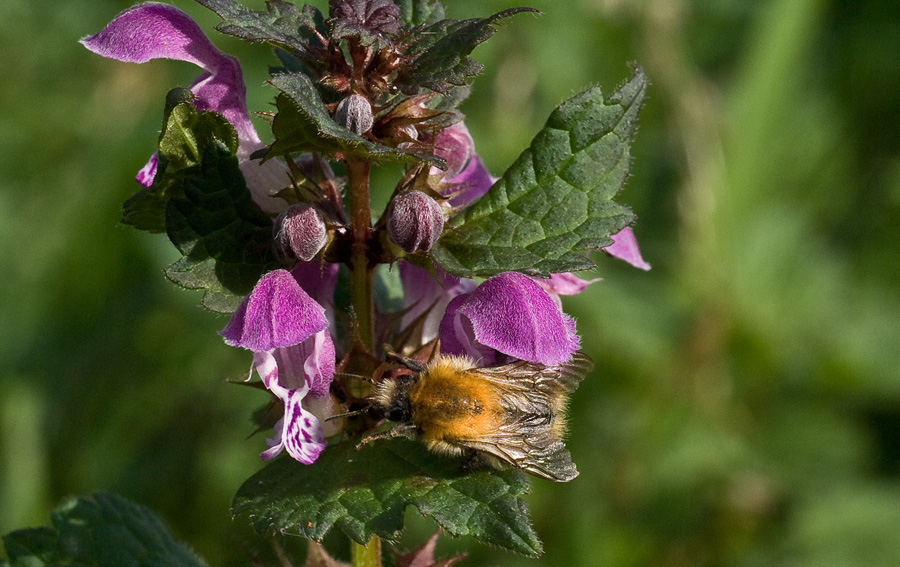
[[400, 262, 477, 345], [220, 270, 328, 352], [532, 273, 601, 297], [603, 227, 651, 270], [444, 155, 496, 207], [439, 272, 580, 366], [135, 153, 158, 188], [430, 122, 475, 179], [259, 382, 326, 464]]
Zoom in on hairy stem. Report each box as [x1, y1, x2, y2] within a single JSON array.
[[346, 158, 375, 352], [351, 535, 382, 567]]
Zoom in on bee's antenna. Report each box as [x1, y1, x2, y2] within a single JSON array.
[[326, 406, 369, 421]]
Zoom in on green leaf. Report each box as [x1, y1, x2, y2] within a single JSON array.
[[164, 141, 278, 313], [396, 0, 446, 27], [394, 8, 539, 94], [119, 91, 274, 312], [1, 493, 207, 567], [232, 438, 543, 557], [195, 0, 325, 52], [432, 65, 647, 277], [267, 73, 445, 169], [158, 88, 239, 172], [121, 88, 238, 233]]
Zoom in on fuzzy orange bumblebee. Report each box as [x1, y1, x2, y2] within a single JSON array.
[[368, 352, 593, 482]]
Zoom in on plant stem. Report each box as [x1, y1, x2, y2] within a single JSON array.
[[351, 536, 382, 567], [345, 158, 375, 352]]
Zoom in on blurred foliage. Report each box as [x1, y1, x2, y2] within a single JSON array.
[[1, 0, 899, 566]]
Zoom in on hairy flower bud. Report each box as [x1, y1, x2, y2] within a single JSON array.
[[274, 204, 328, 261], [387, 190, 444, 253], [335, 94, 374, 135]]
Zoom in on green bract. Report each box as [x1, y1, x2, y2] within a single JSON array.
[[392, 8, 539, 94], [266, 72, 445, 167]]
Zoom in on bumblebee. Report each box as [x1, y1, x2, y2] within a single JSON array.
[[368, 352, 593, 482]]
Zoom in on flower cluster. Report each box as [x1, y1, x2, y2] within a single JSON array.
[[82, 0, 648, 466]]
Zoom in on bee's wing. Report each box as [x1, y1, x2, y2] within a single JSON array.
[[459, 352, 594, 481], [478, 352, 594, 406], [550, 351, 594, 393], [460, 424, 579, 481]]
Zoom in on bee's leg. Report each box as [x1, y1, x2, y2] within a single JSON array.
[[356, 424, 417, 449], [459, 448, 486, 474], [460, 450, 507, 475], [385, 351, 427, 373]]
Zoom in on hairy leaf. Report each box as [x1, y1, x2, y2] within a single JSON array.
[[122, 88, 238, 233], [233, 438, 543, 557], [267, 73, 445, 169], [164, 141, 278, 313], [432, 66, 647, 277], [195, 0, 325, 52], [1, 493, 207, 567], [330, 0, 402, 47], [396, 0, 446, 27], [394, 8, 538, 94]]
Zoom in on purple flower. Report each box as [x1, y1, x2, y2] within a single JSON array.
[[438, 272, 580, 366], [291, 260, 340, 340], [432, 123, 476, 180], [136, 153, 158, 188], [400, 262, 477, 345], [81, 2, 288, 213], [431, 123, 498, 208], [220, 270, 336, 463]]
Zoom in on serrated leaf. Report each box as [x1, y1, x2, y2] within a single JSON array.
[[396, 0, 446, 27], [164, 141, 278, 314], [195, 0, 325, 52], [1, 493, 207, 567], [232, 438, 543, 557], [395, 8, 538, 94], [267, 73, 445, 169], [122, 89, 239, 233], [432, 66, 647, 277], [164, 256, 243, 314], [158, 88, 239, 172]]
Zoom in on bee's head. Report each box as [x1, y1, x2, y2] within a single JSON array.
[[371, 374, 417, 423]]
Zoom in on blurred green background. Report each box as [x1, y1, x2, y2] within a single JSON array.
[[2, 0, 900, 565]]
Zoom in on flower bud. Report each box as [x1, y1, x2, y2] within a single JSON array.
[[274, 204, 327, 261], [386, 190, 444, 254], [431, 122, 475, 179], [335, 94, 374, 135]]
